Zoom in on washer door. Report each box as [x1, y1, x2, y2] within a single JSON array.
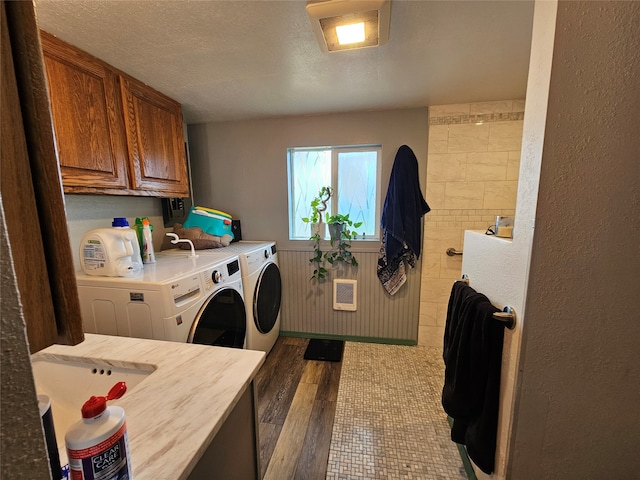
[[189, 288, 246, 348], [253, 262, 282, 334]]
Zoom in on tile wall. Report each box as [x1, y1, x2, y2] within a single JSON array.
[[418, 100, 524, 346]]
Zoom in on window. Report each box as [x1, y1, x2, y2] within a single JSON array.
[[288, 145, 381, 240]]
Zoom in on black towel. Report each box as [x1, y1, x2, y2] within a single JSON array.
[[442, 281, 504, 474], [377, 145, 430, 294]]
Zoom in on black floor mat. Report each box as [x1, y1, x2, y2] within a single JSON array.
[[303, 339, 344, 362]]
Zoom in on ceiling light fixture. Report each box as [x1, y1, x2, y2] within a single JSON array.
[[306, 0, 391, 53], [336, 22, 366, 45]]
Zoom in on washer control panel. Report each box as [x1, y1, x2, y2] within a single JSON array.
[[201, 258, 242, 293]]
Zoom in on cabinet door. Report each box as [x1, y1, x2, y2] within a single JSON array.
[[40, 31, 130, 190], [120, 75, 189, 197]]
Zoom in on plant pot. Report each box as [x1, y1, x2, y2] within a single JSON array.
[[328, 223, 344, 241], [311, 222, 326, 238]]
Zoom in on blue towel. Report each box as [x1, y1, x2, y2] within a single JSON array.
[[377, 145, 430, 294], [442, 281, 504, 474]]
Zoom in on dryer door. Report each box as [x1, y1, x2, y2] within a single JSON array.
[[253, 262, 282, 334], [188, 288, 246, 348]]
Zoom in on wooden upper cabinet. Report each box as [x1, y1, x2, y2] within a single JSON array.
[[40, 31, 189, 197], [40, 31, 130, 190], [120, 75, 189, 196]]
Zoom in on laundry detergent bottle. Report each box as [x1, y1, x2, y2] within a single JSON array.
[[65, 382, 132, 480], [80, 218, 143, 277], [111, 217, 143, 272]]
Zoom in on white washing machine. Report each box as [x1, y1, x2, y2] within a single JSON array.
[[164, 241, 281, 354], [76, 252, 247, 348]]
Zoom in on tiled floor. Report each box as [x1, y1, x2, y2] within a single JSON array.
[[326, 342, 467, 480]]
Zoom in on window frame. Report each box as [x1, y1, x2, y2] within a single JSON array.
[[287, 144, 382, 241]]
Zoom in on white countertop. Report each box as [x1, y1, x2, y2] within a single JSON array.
[[32, 334, 265, 480]]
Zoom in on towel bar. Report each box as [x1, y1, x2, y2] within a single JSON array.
[[493, 306, 516, 330], [457, 274, 516, 329]]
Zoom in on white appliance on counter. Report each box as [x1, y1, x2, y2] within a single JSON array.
[[76, 252, 247, 348], [162, 241, 282, 354]]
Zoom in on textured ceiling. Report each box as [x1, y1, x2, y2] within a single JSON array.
[[34, 0, 535, 124]]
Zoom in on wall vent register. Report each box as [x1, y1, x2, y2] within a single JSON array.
[[333, 279, 357, 311]]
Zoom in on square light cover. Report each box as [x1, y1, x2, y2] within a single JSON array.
[[307, 0, 391, 53]]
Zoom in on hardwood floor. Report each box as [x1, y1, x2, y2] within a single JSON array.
[[255, 336, 342, 480]]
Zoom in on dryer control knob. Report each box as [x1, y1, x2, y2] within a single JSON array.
[[264, 249, 270, 259], [212, 270, 221, 284]]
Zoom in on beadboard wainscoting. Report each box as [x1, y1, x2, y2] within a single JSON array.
[[278, 250, 421, 343]]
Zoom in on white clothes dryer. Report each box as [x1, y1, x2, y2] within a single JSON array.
[[164, 241, 281, 354], [76, 253, 247, 348]]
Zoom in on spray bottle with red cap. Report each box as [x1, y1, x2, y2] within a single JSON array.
[[65, 382, 131, 480], [141, 218, 156, 264]]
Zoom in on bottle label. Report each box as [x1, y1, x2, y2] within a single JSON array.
[[82, 242, 106, 270], [68, 422, 131, 480]]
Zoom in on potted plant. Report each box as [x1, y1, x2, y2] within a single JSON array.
[[324, 213, 363, 268], [302, 186, 332, 239], [302, 189, 363, 280], [325, 213, 350, 242]]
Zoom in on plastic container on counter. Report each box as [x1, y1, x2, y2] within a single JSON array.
[[65, 382, 131, 480]]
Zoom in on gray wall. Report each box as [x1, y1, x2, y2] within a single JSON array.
[[188, 108, 429, 342], [510, 1, 640, 477]]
